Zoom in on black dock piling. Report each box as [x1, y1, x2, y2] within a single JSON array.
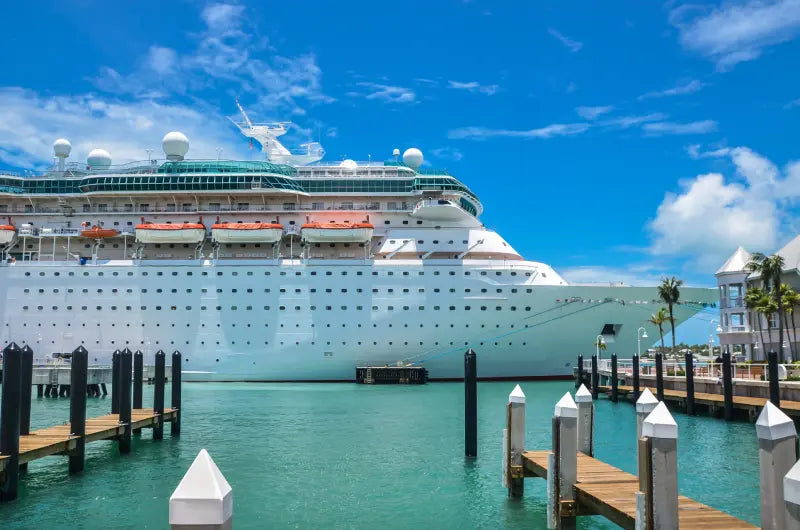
[[655, 353, 665, 402], [153, 350, 165, 440], [610, 354, 618, 403], [0, 343, 22, 501], [768, 351, 780, 407], [18, 345, 33, 473], [722, 352, 734, 420], [118, 349, 132, 454], [69, 346, 88, 473], [101, 383, 108, 396], [111, 349, 120, 414], [591, 354, 598, 400], [632, 354, 640, 402], [685, 353, 696, 416], [133, 351, 143, 435], [36, 384, 43, 398], [464, 349, 477, 458], [171, 351, 182, 437], [576, 354, 584, 389]]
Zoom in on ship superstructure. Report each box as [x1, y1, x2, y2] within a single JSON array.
[[0, 117, 716, 380]]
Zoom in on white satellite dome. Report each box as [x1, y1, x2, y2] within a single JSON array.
[[53, 138, 72, 158], [87, 149, 112, 169], [392, 148, 400, 157], [402, 148, 423, 169], [339, 159, 357, 169], [162, 131, 190, 161]]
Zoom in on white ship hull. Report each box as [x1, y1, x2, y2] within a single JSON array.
[[0, 259, 715, 381]]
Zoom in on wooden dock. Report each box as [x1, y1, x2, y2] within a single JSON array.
[[599, 385, 800, 419], [522, 450, 756, 529]]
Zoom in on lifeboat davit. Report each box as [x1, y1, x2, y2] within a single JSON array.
[[80, 226, 119, 239], [211, 222, 283, 243], [0, 219, 15, 245], [135, 222, 206, 244], [301, 222, 374, 243]]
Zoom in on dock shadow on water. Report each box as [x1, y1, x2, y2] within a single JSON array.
[[0, 380, 758, 528]]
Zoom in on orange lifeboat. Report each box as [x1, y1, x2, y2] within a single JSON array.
[[0, 218, 15, 245], [135, 221, 206, 244], [301, 221, 374, 243], [211, 222, 284, 243], [80, 225, 119, 239]]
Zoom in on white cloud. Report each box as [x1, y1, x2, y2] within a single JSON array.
[[548, 28, 583, 52], [0, 87, 252, 169], [637, 80, 706, 101], [685, 144, 731, 159], [670, 0, 800, 69], [648, 146, 800, 270], [430, 147, 463, 162], [447, 81, 500, 96], [600, 113, 669, 129], [786, 98, 800, 109], [642, 120, 718, 135], [448, 123, 590, 140], [575, 105, 614, 120], [350, 82, 416, 104]]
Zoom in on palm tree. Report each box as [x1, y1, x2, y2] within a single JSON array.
[[657, 277, 683, 355], [648, 307, 669, 355], [747, 253, 786, 360], [756, 294, 779, 356], [744, 287, 767, 358], [782, 285, 800, 361]]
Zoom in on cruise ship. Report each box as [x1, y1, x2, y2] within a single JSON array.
[[0, 105, 716, 381]]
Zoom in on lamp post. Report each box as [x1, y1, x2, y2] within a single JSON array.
[[708, 319, 722, 358], [637, 327, 648, 357], [596, 334, 605, 360]]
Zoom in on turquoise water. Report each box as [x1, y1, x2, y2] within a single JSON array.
[[0, 381, 759, 528]]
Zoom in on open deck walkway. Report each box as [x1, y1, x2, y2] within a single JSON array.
[[522, 450, 755, 529]]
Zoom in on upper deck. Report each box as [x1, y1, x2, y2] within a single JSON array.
[[0, 159, 482, 216]]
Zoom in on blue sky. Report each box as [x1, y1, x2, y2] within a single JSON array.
[[0, 1, 798, 342]]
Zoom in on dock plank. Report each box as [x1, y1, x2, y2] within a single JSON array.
[[522, 450, 755, 529]]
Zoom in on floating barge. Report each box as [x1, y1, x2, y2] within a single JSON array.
[[355, 364, 427, 384]]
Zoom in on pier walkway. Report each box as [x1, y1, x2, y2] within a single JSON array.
[[600, 385, 800, 419], [522, 450, 755, 529], [0, 409, 177, 472]]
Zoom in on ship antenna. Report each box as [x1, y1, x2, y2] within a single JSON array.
[[235, 97, 253, 128]]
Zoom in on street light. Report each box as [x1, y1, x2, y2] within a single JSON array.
[[637, 327, 648, 357], [596, 334, 606, 360], [708, 319, 720, 358]]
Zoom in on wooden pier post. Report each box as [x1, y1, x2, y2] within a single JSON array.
[[169, 449, 232, 529], [464, 349, 477, 458], [684, 353, 695, 416], [111, 349, 121, 414], [610, 354, 619, 403], [768, 351, 780, 407], [133, 351, 143, 435], [118, 348, 133, 454], [722, 352, 734, 420], [576, 354, 583, 389], [784, 461, 800, 530], [154, 350, 166, 440], [575, 384, 593, 456], [553, 392, 578, 530], [0, 343, 22, 501], [69, 346, 89, 474], [636, 388, 659, 476], [655, 353, 664, 402], [632, 354, 640, 402], [172, 351, 182, 437], [591, 354, 598, 400], [641, 402, 678, 530], [757, 401, 798, 529], [503, 385, 525, 498]]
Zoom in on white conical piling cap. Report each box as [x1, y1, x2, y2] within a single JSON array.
[[509, 384, 526, 404], [635, 388, 659, 413], [756, 401, 797, 441], [575, 384, 592, 403], [169, 449, 233, 525], [784, 460, 800, 506], [642, 402, 678, 440], [554, 392, 578, 418]]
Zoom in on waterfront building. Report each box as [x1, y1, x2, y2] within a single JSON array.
[[716, 235, 800, 359]]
